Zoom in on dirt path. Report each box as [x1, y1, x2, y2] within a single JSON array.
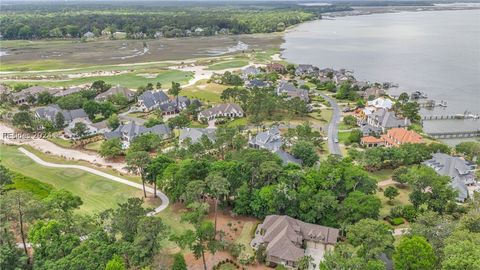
[[17, 147, 169, 215], [377, 179, 398, 188]]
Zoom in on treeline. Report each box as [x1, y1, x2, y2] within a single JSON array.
[[0, 3, 352, 40]]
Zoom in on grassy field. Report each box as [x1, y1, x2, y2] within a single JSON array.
[[206, 60, 249, 70], [156, 206, 193, 253], [377, 184, 412, 220], [85, 140, 104, 151], [4, 69, 194, 89], [338, 131, 352, 144], [236, 221, 255, 259], [0, 144, 151, 213], [224, 117, 248, 128], [7, 172, 55, 199], [182, 80, 227, 103], [371, 169, 394, 182]]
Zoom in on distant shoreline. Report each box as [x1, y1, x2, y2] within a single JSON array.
[[322, 5, 480, 18]]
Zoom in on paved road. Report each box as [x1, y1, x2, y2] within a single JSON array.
[[318, 93, 342, 156], [18, 147, 169, 216]]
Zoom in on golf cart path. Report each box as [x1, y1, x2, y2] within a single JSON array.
[[18, 147, 169, 216]]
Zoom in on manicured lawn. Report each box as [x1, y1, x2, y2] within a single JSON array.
[[338, 131, 352, 144], [0, 145, 149, 214], [47, 136, 74, 148], [7, 172, 55, 199], [85, 140, 104, 151], [236, 221, 255, 259], [252, 48, 279, 63], [156, 206, 193, 253], [224, 117, 248, 128], [371, 169, 394, 182], [338, 122, 356, 131], [376, 184, 412, 219], [182, 80, 227, 103], [315, 108, 333, 122], [206, 60, 249, 70]]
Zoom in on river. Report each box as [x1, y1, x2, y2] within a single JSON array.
[[282, 9, 480, 144]]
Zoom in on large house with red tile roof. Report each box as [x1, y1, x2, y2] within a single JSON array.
[[361, 128, 422, 148]]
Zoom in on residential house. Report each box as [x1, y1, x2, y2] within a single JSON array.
[[83, 31, 95, 38], [252, 215, 339, 268], [53, 86, 84, 97], [266, 63, 286, 74], [249, 126, 302, 165], [361, 136, 385, 148], [64, 119, 110, 139], [295, 64, 319, 77], [241, 66, 261, 79], [35, 105, 88, 125], [362, 87, 385, 100], [179, 128, 216, 144], [424, 153, 478, 202], [104, 122, 171, 148], [12, 86, 60, 104], [95, 86, 135, 102], [367, 97, 394, 110], [381, 128, 422, 147], [367, 108, 411, 132], [198, 103, 244, 121], [360, 124, 382, 136], [249, 126, 283, 151], [276, 81, 309, 103], [137, 90, 169, 112], [246, 79, 270, 89]]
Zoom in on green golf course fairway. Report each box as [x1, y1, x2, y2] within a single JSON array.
[[0, 144, 150, 214]]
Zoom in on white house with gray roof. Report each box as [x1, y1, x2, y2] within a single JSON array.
[[64, 119, 110, 139], [104, 122, 171, 148], [276, 81, 309, 103], [198, 103, 244, 121], [241, 66, 261, 79], [35, 105, 88, 125], [137, 90, 170, 112], [367, 108, 410, 132], [179, 128, 216, 144], [423, 153, 478, 202], [249, 126, 302, 165], [295, 64, 319, 77]]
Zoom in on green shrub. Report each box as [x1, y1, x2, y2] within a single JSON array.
[[402, 205, 417, 221], [390, 205, 404, 218], [390, 217, 405, 226]]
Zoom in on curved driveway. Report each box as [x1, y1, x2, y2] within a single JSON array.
[[18, 147, 169, 216], [318, 93, 342, 156]]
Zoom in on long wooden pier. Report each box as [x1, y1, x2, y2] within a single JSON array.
[[422, 114, 480, 121], [427, 130, 480, 139]]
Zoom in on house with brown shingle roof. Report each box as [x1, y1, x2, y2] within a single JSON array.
[[266, 63, 286, 74], [251, 215, 339, 268]]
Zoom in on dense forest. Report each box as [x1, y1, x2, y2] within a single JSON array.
[[0, 1, 351, 40]]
